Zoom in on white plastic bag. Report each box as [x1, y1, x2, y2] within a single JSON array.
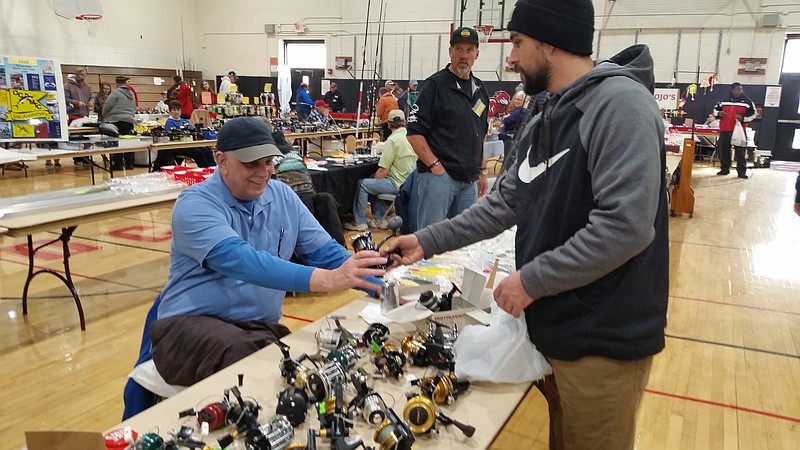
[[453, 300, 552, 383], [731, 121, 747, 147]]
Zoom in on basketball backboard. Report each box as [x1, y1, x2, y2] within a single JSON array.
[[454, 0, 512, 42]]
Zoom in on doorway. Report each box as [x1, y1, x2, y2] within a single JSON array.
[[775, 35, 800, 161], [284, 40, 326, 111]]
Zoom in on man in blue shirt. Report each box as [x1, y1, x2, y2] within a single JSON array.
[[296, 82, 313, 119], [150, 100, 215, 171], [150, 117, 385, 386]]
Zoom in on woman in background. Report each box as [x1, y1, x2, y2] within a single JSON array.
[[93, 82, 112, 122], [200, 80, 217, 105]]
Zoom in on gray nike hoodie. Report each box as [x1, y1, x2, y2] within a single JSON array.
[[416, 44, 669, 361]]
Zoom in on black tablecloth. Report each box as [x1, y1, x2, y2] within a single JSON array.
[[310, 159, 380, 215]]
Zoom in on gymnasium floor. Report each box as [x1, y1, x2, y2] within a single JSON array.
[[0, 158, 798, 449]]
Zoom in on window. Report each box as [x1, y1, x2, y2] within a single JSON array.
[[284, 40, 326, 69]]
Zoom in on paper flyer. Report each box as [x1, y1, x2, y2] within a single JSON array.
[[0, 56, 69, 142]]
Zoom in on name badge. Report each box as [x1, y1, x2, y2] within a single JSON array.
[[472, 99, 486, 117]]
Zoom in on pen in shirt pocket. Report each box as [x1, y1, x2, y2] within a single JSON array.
[[277, 228, 284, 255]]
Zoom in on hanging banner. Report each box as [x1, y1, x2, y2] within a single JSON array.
[[0, 55, 69, 142]]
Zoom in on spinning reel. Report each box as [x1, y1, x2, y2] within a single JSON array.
[[402, 395, 475, 438], [413, 372, 470, 405], [373, 408, 415, 450], [349, 372, 388, 426], [371, 341, 406, 380], [315, 315, 358, 355], [417, 283, 461, 312], [362, 323, 390, 348], [315, 383, 371, 450], [400, 333, 455, 371], [351, 216, 404, 269]]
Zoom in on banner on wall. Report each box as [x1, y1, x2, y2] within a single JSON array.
[[0, 55, 69, 142]]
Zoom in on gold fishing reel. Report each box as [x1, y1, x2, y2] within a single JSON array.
[[402, 395, 437, 435]]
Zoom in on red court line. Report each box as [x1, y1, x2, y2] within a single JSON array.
[[0, 256, 162, 294], [645, 388, 800, 423], [670, 295, 800, 316], [283, 314, 313, 323]]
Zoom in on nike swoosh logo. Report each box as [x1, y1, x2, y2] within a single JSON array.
[[518, 147, 571, 183]]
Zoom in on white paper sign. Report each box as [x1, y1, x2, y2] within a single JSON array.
[[653, 88, 680, 109], [764, 86, 781, 108]]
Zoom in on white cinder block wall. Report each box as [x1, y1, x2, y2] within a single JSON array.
[[1, 0, 798, 84], [0, 0, 200, 72]]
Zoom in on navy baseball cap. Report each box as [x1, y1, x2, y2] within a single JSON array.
[[216, 117, 282, 163]]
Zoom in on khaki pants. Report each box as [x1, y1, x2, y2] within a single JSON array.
[[535, 355, 653, 450]]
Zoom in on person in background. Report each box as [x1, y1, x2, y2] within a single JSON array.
[[704, 113, 720, 128], [148, 117, 385, 388], [92, 81, 112, 122], [103, 76, 137, 171], [155, 91, 169, 114], [126, 78, 139, 108], [376, 85, 399, 141], [151, 100, 215, 171], [296, 82, 313, 120], [501, 90, 529, 141], [406, 26, 490, 229], [219, 70, 237, 95], [64, 67, 93, 168], [398, 79, 419, 115], [309, 100, 332, 127], [200, 80, 217, 105], [795, 172, 800, 216], [169, 75, 194, 119], [387, 1, 668, 448], [712, 82, 756, 179], [323, 82, 345, 112], [345, 110, 417, 231]]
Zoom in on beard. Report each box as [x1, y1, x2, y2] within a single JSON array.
[[519, 59, 551, 96]]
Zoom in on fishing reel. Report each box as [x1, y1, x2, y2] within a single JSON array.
[[372, 342, 406, 380], [400, 333, 454, 371], [181, 386, 261, 433], [349, 372, 387, 426], [414, 372, 470, 405], [402, 395, 475, 438], [327, 344, 359, 370], [316, 315, 358, 355], [362, 323, 390, 348], [307, 359, 348, 401], [277, 341, 314, 389], [276, 387, 310, 427], [374, 408, 415, 450], [242, 415, 295, 450], [417, 283, 461, 312], [351, 216, 404, 269], [316, 383, 371, 450]]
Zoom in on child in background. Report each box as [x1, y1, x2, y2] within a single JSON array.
[[151, 100, 215, 171]]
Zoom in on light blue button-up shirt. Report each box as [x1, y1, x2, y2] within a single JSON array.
[[157, 171, 335, 322]]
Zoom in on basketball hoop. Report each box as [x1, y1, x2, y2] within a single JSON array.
[[76, 14, 102, 38], [475, 25, 494, 43]]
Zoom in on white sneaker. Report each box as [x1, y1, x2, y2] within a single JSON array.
[[344, 222, 368, 231]]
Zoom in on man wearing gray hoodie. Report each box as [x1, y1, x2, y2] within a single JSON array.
[[103, 76, 137, 170], [385, 1, 668, 449]]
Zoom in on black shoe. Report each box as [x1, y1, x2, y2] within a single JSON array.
[[716, 170, 730, 175], [125, 164, 135, 170], [738, 174, 748, 179]]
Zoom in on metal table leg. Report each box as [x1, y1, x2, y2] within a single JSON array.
[[21, 226, 86, 330]]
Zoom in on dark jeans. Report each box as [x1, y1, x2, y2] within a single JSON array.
[[111, 121, 135, 168], [716, 130, 746, 175]]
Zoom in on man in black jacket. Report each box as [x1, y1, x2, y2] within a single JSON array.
[[386, 1, 668, 449], [407, 26, 490, 230], [323, 82, 345, 113]]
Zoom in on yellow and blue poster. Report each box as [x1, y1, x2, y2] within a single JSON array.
[[0, 56, 68, 142]]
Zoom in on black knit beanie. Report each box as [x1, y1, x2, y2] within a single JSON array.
[[507, 0, 595, 56]]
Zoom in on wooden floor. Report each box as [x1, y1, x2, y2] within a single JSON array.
[[1, 159, 799, 450]]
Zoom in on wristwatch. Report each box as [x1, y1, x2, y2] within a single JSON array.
[[428, 159, 440, 169]]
